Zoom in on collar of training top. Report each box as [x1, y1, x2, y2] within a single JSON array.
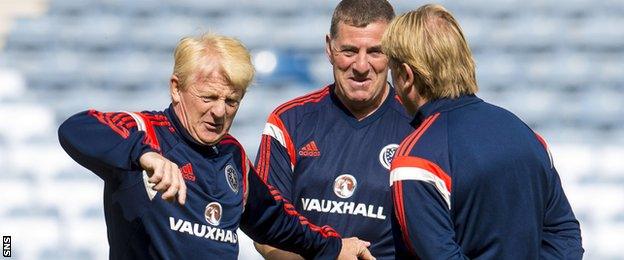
[[411, 94, 483, 127], [165, 104, 219, 156], [329, 82, 396, 129]]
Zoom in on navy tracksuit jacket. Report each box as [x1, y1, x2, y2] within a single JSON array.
[[58, 105, 341, 259], [390, 95, 584, 259]]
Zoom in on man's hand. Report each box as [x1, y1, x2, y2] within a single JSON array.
[[338, 237, 375, 260], [139, 152, 187, 205], [253, 242, 304, 260]]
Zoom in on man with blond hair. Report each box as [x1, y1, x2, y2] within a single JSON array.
[[381, 4, 583, 259], [254, 0, 414, 259], [59, 33, 373, 259]]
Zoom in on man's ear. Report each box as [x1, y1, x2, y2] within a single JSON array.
[[170, 75, 181, 103], [401, 63, 415, 89], [325, 34, 334, 65]]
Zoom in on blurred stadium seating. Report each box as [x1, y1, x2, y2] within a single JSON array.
[[0, 0, 622, 259]]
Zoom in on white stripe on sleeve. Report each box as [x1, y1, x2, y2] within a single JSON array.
[[390, 166, 451, 209]]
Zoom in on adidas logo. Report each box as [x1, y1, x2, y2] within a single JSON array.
[[181, 163, 196, 182], [298, 141, 320, 157]]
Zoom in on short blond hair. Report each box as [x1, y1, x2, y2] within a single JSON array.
[[173, 33, 254, 92], [382, 4, 477, 99]]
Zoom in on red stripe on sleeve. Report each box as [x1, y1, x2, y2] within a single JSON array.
[[393, 181, 416, 255], [259, 135, 272, 182], [257, 135, 266, 181], [265, 184, 341, 238], [266, 114, 297, 168], [398, 113, 440, 156], [88, 110, 132, 139], [111, 112, 127, 122], [398, 115, 432, 156], [534, 132, 548, 150], [137, 113, 161, 151], [391, 156, 453, 192]]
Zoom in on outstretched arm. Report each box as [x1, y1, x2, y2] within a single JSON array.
[[58, 110, 154, 179], [58, 110, 186, 203]]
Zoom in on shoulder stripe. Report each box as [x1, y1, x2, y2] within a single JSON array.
[[120, 116, 138, 128], [397, 113, 440, 156], [88, 110, 134, 138], [135, 112, 161, 151], [274, 86, 330, 115], [262, 113, 296, 169], [121, 111, 145, 131], [390, 156, 452, 209], [120, 111, 170, 152], [274, 86, 329, 114], [144, 114, 172, 128]]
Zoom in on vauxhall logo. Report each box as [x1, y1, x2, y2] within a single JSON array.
[[169, 201, 237, 244]]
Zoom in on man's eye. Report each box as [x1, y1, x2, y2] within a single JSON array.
[[226, 99, 240, 107], [369, 52, 384, 58], [201, 96, 216, 103], [342, 50, 357, 57], [368, 49, 384, 57]]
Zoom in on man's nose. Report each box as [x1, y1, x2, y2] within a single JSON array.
[[211, 99, 227, 119], [352, 52, 371, 76]]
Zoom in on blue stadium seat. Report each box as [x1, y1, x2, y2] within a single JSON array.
[[510, 14, 562, 50], [567, 15, 624, 50], [243, 0, 303, 15], [127, 16, 206, 52], [523, 0, 593, 15], [97, 0, 168, 17], [270, 15, 330, 50], [5, 17, 60, 51], [167, 0, 233, 16], [213, 15, 270, 49], [48, 0, 96, 16], [55, 15, 126, 52]]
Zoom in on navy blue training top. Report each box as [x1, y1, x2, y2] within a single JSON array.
[[390, 95, 584, 259], [58, 105, 341, 259], [256, 85, 414, 259]]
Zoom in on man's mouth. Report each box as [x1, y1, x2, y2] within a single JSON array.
[[204, 122, 223, 131], [348, 78, 371, 88]]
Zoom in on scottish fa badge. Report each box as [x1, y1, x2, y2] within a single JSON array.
[[379, 144, 399, 170], [224, 164, 239, 194]]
